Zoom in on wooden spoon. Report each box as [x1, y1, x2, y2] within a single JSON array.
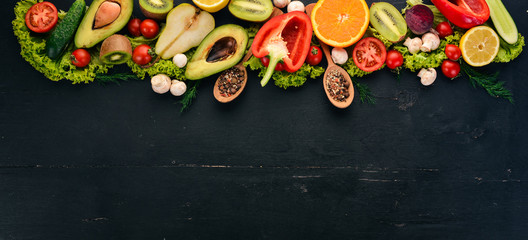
[[305, 4, 354, 109], [213, 7, 284, 103], [213, 50, 253, 103]]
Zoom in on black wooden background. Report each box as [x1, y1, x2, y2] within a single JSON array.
[[2, 0, 527, 239]]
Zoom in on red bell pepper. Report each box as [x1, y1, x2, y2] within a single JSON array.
[[431, 0, 490, 29], [251, 11, 313, 87]]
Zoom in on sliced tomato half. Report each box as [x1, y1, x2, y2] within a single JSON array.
[[352, 37, 387, 72], [25, 1, 58, 33]]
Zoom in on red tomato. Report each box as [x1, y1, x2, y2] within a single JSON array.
[[306, 46, 323, 66], [25, 2, 58, 33], [132, 44, 153, 65], [127, 18, 141, 37], [140, 19, 159, 39], [385, 50, 404, 69], [435, 21, 454, 39], [441, 60, 460, 78], [71, 49, 91, 68], [445, 44, 462, 61], [275, 62, 284, 71], [260, 57, 284, 71], [352, 37, 387, 72]]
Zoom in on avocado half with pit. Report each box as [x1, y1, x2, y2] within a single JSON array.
[[185, 24, 249, 80], [75, 0, 133, 48]]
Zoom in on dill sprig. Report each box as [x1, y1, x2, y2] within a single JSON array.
[[179, 80, 201, 113], [460, 62, 514, 103], [95, 73, 139, 86], [352, 78, 376, 104]]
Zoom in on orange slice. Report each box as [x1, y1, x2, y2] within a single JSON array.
[[311, 0, 370, 48]]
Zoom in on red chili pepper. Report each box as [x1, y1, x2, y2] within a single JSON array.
[[251, 11, 313, 87], [431, 0, 490, 29]]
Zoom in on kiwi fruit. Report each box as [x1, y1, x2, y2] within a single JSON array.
[[139, 0, 173, 21], [99, 34, 133, 64], [228, 0, 273, 22], [370, 2, 408, 43]]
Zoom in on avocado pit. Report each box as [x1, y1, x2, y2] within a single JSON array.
[[94, 1, 122, 29], [206, 37, 238, 63]]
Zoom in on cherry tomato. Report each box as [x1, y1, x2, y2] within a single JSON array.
[[275, 62, 284, 71], [25, 2, 58, 33], [140, 19, 159, 39], [132, 44, 153, 65], [445, 44, 462, 61], [441, 60, 460, 79], [260, 57, 284, 71], [71, 49, 91, 68], [435, 22, 454, 39], [352, 37, 387, 72], [127, 18, 141, 37], [385, 50, 404, 69], [306, 45, 323, 66]]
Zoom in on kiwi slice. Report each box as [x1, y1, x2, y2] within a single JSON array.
[[139, 0, 173, 21], [370, 2, 408, 43], [99, 34, 132, 64], [228, 0, 273, 22]]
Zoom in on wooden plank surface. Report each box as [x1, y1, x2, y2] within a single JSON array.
[[1, 0, 527, 239]]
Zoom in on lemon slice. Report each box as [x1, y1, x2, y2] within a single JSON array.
[[460, 26, 500, 67], [192, 0, 229, 13]]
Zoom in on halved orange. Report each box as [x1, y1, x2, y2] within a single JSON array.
[[311, 0, 370, 48]]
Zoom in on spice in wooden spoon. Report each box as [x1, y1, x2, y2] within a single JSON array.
[[305, 3, 354, 108], [213, 8, 284, 103]]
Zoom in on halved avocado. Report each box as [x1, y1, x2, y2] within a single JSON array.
[[185, 24, 249, 80], [74, 0, 133, 48]]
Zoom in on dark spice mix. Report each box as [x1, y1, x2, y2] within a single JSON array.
[[326, 69, 350, 102], [218, 67, 245, 97]]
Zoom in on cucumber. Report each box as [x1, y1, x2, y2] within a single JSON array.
[[46, 0, 86, 60], [486, 0, 518, 44]]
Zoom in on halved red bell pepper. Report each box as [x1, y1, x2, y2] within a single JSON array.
[[251, 11, 313, 87], [431, 0, 490, 29]]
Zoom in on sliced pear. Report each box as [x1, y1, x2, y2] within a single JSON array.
[[155, 3, 215, 59]]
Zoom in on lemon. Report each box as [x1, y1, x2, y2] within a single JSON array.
[[459, 26, 500, 67], [192, 0, 229, 13]]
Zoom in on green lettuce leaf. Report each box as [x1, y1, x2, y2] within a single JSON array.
[[244, 56, 324, 89], [494, 34, 525, 63], [393, 31, 462, 72], [13, 0, 112, 84]]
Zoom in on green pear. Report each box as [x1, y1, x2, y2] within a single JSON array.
[[155, 3, 215, 59]]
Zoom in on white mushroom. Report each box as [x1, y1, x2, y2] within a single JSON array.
[[417, 68, 437, 86], [151, 74, 171, 94], [170, 80, 187, 97], [331, 47, 348, 65], [287, 1, 305, 13], [420, 32, 441, 52], [172, 53, 187, 68], [404, 37, 423, 54], [273, 0, 290, 8]]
